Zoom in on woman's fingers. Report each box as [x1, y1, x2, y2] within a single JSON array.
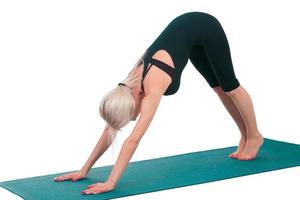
[[87, 183, 97, 188], [72, 171, 87, 182], [54, 176, 63, 182], [71, 177, 77, 182], [71, 174, 82, 182], [54, 173, 73, 182], [81, 182, 115, 195], [53, 171, 86, 182], [54, 175, 67, 182]]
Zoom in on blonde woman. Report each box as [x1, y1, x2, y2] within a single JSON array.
[[53, 11, 264, 195]]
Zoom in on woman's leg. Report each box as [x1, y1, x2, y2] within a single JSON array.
[[200, 17, 264, 160], [225, 85, 264, 160], [212, 86, 247, 158], [189, 45, 251, 159]]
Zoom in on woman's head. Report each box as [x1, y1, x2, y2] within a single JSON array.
[[99, 53, 145, 139], [99, 84, 136, 131]]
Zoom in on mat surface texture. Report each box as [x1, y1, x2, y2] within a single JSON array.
[[1, 138, 300, 200]]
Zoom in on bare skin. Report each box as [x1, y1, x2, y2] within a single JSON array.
[[53, 50, 174, 195], [213, 86, 264, 160], [53, 49, 264, 195], [133, 50, 264, 160], [130, 49, 175, 120], [53, 124, 117, 194]]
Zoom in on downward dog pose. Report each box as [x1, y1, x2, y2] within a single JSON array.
[[54, 11, 264, 195]]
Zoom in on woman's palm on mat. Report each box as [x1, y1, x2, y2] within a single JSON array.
[[53, 171, 86, 182], [53, 170, 115, 195]]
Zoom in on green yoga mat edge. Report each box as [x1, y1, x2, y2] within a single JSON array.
[[1, 137, 300, 200], [1, 166, 300, 200]]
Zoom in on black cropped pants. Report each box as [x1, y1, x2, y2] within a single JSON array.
[[188, 18, 240, 92]]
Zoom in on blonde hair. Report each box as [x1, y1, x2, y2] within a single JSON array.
[[99, 50, 146, 158]]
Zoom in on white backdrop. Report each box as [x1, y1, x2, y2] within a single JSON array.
[[0, 0, 299, 199]]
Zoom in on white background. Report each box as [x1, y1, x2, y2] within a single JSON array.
[[0, 0, 299, 199]]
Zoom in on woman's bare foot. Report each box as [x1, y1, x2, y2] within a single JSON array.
[[237, 132, 264, 160], [229, 136, 247, 159]]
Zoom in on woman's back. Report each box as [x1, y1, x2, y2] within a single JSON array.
[[142, 11, 222, 95]]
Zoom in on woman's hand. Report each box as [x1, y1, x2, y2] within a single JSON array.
[[81, 181, 115, 195], [53, 170, 87, 182]]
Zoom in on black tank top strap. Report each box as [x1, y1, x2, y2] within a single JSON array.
[[141, 57, 175, 92]]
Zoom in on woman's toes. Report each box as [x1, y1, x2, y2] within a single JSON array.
[[229, 153, 237, 158], [232, 154, 238, 159], [248, 156, 255, 160], [237, 155, 244, 160], [237, 154, 255, 161]]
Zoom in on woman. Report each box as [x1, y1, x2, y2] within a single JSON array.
[[53, 11, 264, 195]]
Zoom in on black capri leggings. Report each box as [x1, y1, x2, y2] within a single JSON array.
[[188, 18, 240, 92]]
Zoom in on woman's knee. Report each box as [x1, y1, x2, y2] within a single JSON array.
[[212, 82, 241, 96], [224, 84, 241, 97], [220, 79, 241, 96], [212, 86, 223, 94]]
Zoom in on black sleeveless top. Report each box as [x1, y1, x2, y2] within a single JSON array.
[[140, 11, 218, 96]]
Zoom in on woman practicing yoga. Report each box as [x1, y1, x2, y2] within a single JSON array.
[[54, 11, 264, 195]]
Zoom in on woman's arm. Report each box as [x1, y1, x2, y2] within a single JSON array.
[[105, 91, 163, 187], [80, 124, 112, 175]]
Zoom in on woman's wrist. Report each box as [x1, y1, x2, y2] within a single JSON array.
[[80, 167, 89, 176], [105, 179, 116, 188]]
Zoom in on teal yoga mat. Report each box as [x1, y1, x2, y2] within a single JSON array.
[[1, 138, 300, 200]]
